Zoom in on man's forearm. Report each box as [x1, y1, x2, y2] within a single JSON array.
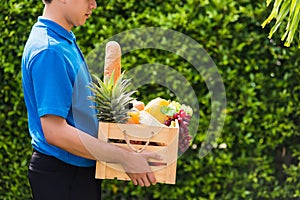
[[41, 115, 127, 163]]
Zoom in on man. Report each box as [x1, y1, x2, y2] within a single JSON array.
[[22, 0, 160, 199]]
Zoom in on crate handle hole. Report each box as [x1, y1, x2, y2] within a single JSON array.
[[123, 130, 154, 153]]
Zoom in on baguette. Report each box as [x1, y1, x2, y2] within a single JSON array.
[[104, 41, 122, 83]]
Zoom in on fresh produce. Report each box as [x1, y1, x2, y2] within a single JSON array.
[[144, 97, 170, 123], [89, 41, 136, 123], [130, 97, 193, 154], [132, 100, 145, 111], [127, 110, 140, 124], [88, 72, 136, 123], [161, 101, 193, 154]]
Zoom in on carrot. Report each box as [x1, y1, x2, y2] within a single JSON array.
[[104, 41, 122, 83]]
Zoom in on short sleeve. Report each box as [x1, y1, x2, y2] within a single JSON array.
[[30, 49, 73, 118]]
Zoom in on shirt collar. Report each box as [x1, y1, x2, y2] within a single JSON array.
[[36, 16, 76, 43]]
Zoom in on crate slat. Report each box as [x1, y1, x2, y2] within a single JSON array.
[[95, 121, 179, 184]]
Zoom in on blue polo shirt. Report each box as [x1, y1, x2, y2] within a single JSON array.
[[22, 17, 98, 167]]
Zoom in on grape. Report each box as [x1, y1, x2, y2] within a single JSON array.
[[179, 127, 185, 133], [164, 119, 171, 126], [179, 109, 186, 118], [183, 116, 191, 122], [184, 127, 189, 134], [181, 121, 189, 129], [177, 117, 183, 124], [184, 121, 189, 127], [185, 114, 192, 120], [130, 140, 143, 145], [173, 113, 179, 119]]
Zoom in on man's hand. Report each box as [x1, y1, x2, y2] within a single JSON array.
[[121, 151, 163, 187]]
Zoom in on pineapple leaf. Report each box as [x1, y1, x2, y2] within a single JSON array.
[[88, 71, 136, 123]]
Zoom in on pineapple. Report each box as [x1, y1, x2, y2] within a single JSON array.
[[88, 72, 136, 123]]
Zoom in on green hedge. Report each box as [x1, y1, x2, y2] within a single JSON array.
[[1, 0, 299, 199]]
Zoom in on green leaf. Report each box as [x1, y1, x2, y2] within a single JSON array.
[[160, 105, 176, 116]]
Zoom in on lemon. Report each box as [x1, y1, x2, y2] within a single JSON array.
[[144, 98, 170, 124]]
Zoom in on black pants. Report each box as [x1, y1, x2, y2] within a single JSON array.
[[28, 150, 101, 200]]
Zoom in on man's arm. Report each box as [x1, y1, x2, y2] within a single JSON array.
[[41, 114, 162, 187]]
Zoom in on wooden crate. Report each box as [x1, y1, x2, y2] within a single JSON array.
[[95, 121, 179, 184]]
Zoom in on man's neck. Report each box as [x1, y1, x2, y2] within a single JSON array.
[[42, 3, 72, 31]]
